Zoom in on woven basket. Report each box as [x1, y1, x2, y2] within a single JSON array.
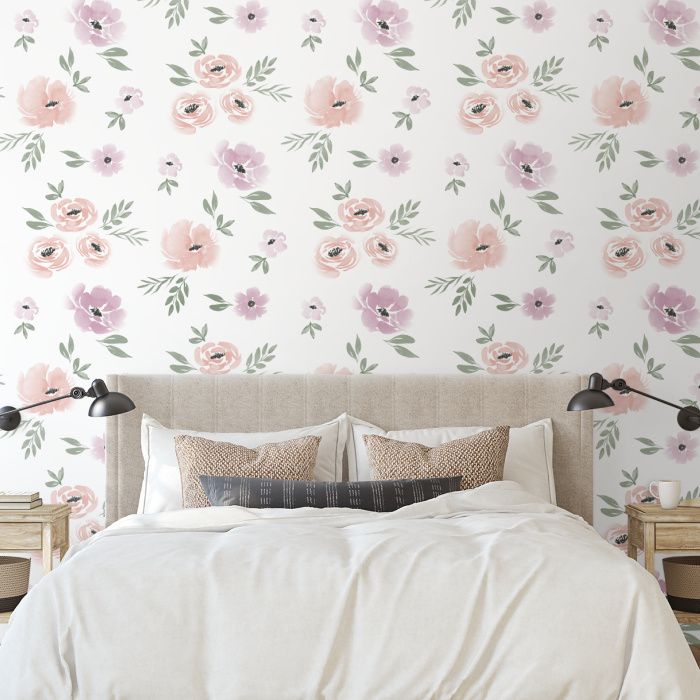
[[0, 556, 30, 613], [663, 556, 700, 613]]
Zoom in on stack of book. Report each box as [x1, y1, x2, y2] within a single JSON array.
[[0, 491, 42, 510]]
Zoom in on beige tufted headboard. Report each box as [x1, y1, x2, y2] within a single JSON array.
[[105, 374, 593, 525]]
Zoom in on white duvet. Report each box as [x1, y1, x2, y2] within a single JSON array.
[[1, 481, 698, 699]]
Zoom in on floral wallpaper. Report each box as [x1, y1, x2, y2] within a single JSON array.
[[0, 0, 699, 619]]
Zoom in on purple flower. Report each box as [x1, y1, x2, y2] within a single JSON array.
[[665, 432, 697, 464], [213, 141, 268, 191], [357, 0, 411, 47], [15, 10, 39, 33], [645, 1, 698, 47], [235, 1, 268, 33], [354, 283, 412, 334], [589, 10, 613, 33], [234, 287, 268, 320], [66, 283, 125, 334], [158, 153, 182, 177], [545, 230, 574, 258], [446, 153, 469, 177], [689, 373, 700, 400], [641, 283, 699, 334], [117, 86, 143, 114], [521, 287, 555, 320], [15, 296, 38, 320], [70, 0, 125, 47], [91, 144, 124, 177], [302, 9, 325, 33], [590, 297, 613, 320], [303, 297, 326, 320], [523, 1, 555, 32], [259, 230, 287, 257], [501, 141, 555, 190], [666, 143, 697, 177], [404, 86, 430, 114], [90, 435, 105, 463], [378, 144, 411, 177]]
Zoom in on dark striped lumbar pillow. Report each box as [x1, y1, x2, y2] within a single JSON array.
[[198, 475, 462, 512]]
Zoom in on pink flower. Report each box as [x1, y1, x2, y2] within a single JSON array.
[[378, 144, 410, 177], [642, 284, 699, 334], [364, 234, 397, 266], [171, 93, 215, 133], [603, 364, 648, 414], [91, 144, 124, 177], [51, 484, 97, 519], [303, 297, 326, 320], [70, 0, 125, 46], [592, 77, 649, 127], [302, 10, 326, 33], [501, 141, 554, 190], [481, 55, 528, 88], [158, 154, 182, 177], [354, 283, 411, 334], [625, 484, 656, 505], [522, 287, 555, 320], [220, 90, 254, 122], [76, 233, 111, 267], [482, 341, 528, 374], [17, 364, 72, 415], [590, 10, 613, 33], [338, 197, 384, 232], [161, 220, 218, 271], [645, 1, 698, 46], [28, 237, 72, 277], [590, 297, 613, 320], [259, 230, 287, 257], [235, 2, 267, 33], [66, 284, 125, 334], [116, 86, 143, 114], [305, 77, 362, 128], [666, 143, 697, 176], [357, 0, 411, 46], [50, 197, 97, 232], [235, 287, 268, 320], [194, 55, 241, 88], [605, 525, 628, 551], [15, 297, 38, 320], [77, 520, 104, 541], [18, 77, 75, 128], [315, 237, 358, 277], [602, 237, 646, 277], [459, 93, 502, 134], [651, 234, 684, 266], [625, 197, 672, 232], [691, 85, 700, 111], [15, 10, 38, 33], [546, 230, 574, 257], [315, 364, 352, 375], [194, 341, 241, 374], [404, 86, 430, 113], [507, 90, 541, 123], [666, 432, 698, 464], [446, 154, 469, 177], [689, 373, 700, 400], [213, 141, 268, 191], [523, 1, 555, 32], [90, 436, 105, 462], [449, 220, 505, 271]]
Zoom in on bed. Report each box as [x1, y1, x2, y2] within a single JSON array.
[[0, 374, 698, 699]]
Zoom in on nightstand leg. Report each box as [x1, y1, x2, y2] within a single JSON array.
[[626, 515, 637, 560], [42, 522, 54, 574], [643, 522, 655, 573]]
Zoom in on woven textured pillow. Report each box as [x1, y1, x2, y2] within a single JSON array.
[[363, 425, 510, 490], [174, 434, 321, 508], [199, 475, 463, 512]]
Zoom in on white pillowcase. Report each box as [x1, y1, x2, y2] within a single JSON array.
[[138, 413, 348, 514], [346, 416, 556, 504]]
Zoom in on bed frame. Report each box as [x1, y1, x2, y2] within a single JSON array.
[[105, 374, 593, 525]]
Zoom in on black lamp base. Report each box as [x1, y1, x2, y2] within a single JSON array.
[[678, 406, 700, 431], [0, 406, 21, 432]]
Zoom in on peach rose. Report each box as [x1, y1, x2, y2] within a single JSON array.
[[194, 54, 241, 88], [51, 485, 97, 519], [507, 90, 541, 122], [17, 363, 71, 414], [220, 90, 254, 122], [28, 236, 72, 277], [625, 484, 656, 505], [651, 234, 684, 266], [77, 520, 104, 541], [624, 197, 672, 232], [315, 236, 358, 277], [195, 341, 241, 375], [449, 220, 505, 271], [364, 233, 397, 266], [482, 341, 528, 374], [161, 220, 218, 271], [605, 525, 628, 551], [338, 197, 384, 232], [305, 76, 362, 128], [481, 54, 528, 88], [602, 237, 645, 277], [76, 233, 111, 267], [315, 363, 352, 375], [459, 93, 502, 134], [602, 363, 648, 414], [172, 93, 215, 134], [592, 77, 649, 127], [50, 197, 97, 232], [18, 76, 75, 128]]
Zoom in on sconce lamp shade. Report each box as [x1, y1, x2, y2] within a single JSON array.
[[566, 389, 614, 411], [87, 379, 135, 417]]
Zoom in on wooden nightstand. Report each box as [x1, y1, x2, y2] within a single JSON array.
[[0, 504, 71, 623]]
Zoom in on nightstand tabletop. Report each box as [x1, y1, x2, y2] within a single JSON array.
[[0, 504, 71, 523], [625, 504, 700, 523]]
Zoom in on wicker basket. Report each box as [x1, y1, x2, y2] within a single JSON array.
[[0, 556, 30, 613], [663, 556, 700, 613]]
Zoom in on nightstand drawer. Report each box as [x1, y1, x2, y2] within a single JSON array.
[[0, 522, 42, 549], [656, 524, 700, 549]]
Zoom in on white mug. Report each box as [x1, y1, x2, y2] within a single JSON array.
[[650, 480, 682, 509]]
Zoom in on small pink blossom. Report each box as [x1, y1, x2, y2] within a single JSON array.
[[158, 154, 182, 177], [117, 86, 143, 114], [90, 435, 105, 462], [590, 297, 613, 320], [234, 287, 268, 320], [303, 297, 326, 321], [259, 230, 287, 257], [605, 525, 628, 551], [91, 144, 124, 177], [641, 283, 699, 334], [213, 141, 268, 191], [354, 283, 412, 335], [625, 484, 656, 505], [302, 9, 325, 33], [691, 86, 700, 111], [378, 144, 410, 177], [603, 364, 648, 415], [501, 141, 554, 190], [236, 1, 267, 33], [357, 0, 411, 47], [522, 287, 555, 320], [66, 284, 125, 334], [446, 154, 469, 177], [590, 10, 613, 33], [15, 297, 38, 320], [404, 86, 430, 113], [523, 1, 555, 32], [15, 10, 39, 33], [666, 143, 697, 176], [51, 484, 97, 518], [315, 363, 352, 375], [689, 373, 700, 400], [77, 520, 104, 541], [645, 0, 698, 47], [666, 432, 697, 463], [546, 230, 574, 257], [70, 0, 125, 46]]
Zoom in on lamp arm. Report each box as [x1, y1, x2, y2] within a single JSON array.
[[616, 384, 684, 412], [0, 386, 91, 418]]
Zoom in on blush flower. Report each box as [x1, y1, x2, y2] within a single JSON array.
[[357, 0, 411, 46], [50, 197, 97, 232], [603, 364, 648, 414], [117, 86, 143, 114], [354, 283, 411, 334], [213, 141, 268, 191], [28, 237, 71, 277], [523, 2, 555, 32], [501, 141, 554, 190], [590, 10, 613, 33], [315, 364, 352, 375], [459, 93, 502, 134], [234, 287, 268, 320], [15, 10, 39, 33], [76, 233, 111, 267], [446, 154, 469, 177], [235, 1, 267, 32], [302, 10, 326, 33], [17, 365, 71, 415], [689, 373, 700, 400], [625, 484, 656, 505], [546, 230, 574, 257], [161, 220, 218, 271], [482, 55, 528, 88], [259, 230, 287, 257], [642, 283, 699, 334], [18, 77, 75, 128], [590, 297, 613, 320], [645, 0, 698, 46], [91, 144, 124, 177], [338, 197, 384, 232], [404, 87, 430, 113], [15, 297, 38, 320], [66, 283, 125, 334], [364, 234, 397, 266], [51, 484, 97, 518], [592, 77, 649, 127], [665, 432, 698, 464], [90, 435, 105, 462], [305, 77, 362, 128], [194, 341, 241, 374], [158, 154, 182, 177], [605, 525, 628, 551], [70, 1, 125, 46], [602, 237, 646, 277], [651, 234, 684, 265], [303, 297, 326, 320], [522, 287, 555, 320], [315, 237, 358, 277], [378, 144, 410, 176], [194, 54, 241, 88], [77, 520, 104, 541], [171, 93, 215, 134], [507, 90, 541, 123], [666, 143, 697, 176], [220, 90, 254, 122], [449, 220, 505, 271], [625, 197, 672, 232], [482, 341, 528, 374]]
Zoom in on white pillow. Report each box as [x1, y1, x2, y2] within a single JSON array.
[[138, 413, 348, 514], [346, 416, 556, 504]]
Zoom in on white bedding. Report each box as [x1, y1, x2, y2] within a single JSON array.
[[1, 481, 697, 699]]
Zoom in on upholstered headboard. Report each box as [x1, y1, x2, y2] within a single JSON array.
[[105, 374, 593, 525]]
